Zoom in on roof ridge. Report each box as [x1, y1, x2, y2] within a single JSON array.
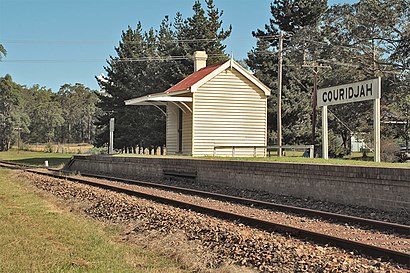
[[163, 60, 227, 94]]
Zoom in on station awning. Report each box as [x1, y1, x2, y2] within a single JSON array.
[[125, 93, 193, 114]]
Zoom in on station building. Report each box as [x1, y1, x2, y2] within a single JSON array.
[[125, 51, 271, 156]]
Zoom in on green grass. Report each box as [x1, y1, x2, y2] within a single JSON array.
[[0, 150, 73, 167], [1, 149, 408, 168], [0, 169, 186, 273], [117, 153, 410, 168]]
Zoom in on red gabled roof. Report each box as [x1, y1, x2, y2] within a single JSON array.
[[164, 62, 225, 94]]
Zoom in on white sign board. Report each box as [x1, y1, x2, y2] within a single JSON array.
[[317, 78, 381, 107], [318, 77, 381, 162]]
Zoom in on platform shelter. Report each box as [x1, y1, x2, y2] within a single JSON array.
[[125, 51, 271, 156]]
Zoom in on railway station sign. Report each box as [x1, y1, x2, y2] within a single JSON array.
[[318, 78, 381, 107], [317, 78, 381, 162]]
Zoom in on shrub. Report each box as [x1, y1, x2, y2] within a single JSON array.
[[381, 139, 401, 162], [44, 143, 53, 153], [87, 147, 108, 155]]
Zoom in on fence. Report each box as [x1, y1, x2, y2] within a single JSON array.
[[213, 145, 314, 158]]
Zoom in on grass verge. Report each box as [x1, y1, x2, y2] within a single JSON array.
[[0, 168, 186, 273], [116, 153, 410, 168], [1, 149, 409, 168], [0, 150, 73, 167]]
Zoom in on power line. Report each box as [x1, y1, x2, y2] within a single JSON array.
[[306, 40, 365, 52], [2, 34, 291, 44], [2, 59, 106, 63], [1, 36, 265, 45], [1, 53, 229, 63]]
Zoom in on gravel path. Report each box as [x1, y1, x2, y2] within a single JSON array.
[[18, 171, 409, 272]]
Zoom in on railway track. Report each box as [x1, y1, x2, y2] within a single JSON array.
[[0, 160, 409, 266]]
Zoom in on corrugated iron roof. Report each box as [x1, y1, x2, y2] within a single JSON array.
[[164, 62, 224, 94]]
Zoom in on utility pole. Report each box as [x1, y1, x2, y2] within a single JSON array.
[[372, 38, 381, 162], [312, 68, 318, 147], [17, 127, 21, 153], [257, 32, 289, 157], [277, 32, 283, 157], [372, 38, 377, 76], [14, 127, 22, 153], [302, 63, 331, 152]]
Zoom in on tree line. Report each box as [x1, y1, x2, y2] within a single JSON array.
[[0, 75, 98, 151], [1, 0, 409, 156]]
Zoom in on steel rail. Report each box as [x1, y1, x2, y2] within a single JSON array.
[[75, 172, 410, 235], [1, 162, 408, 266], [1, 160, 409, 233]]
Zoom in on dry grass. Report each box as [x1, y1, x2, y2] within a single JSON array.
[[24, 143, 93, 154], [123, 225, 256, 273]]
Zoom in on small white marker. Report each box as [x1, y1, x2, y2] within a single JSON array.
[[45, 161, 49, 167]]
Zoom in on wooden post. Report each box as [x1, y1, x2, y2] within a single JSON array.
[[312, 69, 318, 147]]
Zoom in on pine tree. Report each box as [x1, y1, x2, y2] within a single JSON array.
[[95, 22, 166, 151], [0, 75, 32, 151], [0, 44, 6, 60], [247, 0, 328, 145], [95, 1, 232, 152]]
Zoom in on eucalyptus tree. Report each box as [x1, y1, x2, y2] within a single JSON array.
[[22, 85, 64, 143], [247, 0, 409, 155], [57, 83, 98, 143], [0, 75, 29, 151], [319, 0, 410, 152]]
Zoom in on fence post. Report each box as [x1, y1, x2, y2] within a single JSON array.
[[232, 147, 235, 157], [254, 147, 257, 157], [309, 145, 314, 158]]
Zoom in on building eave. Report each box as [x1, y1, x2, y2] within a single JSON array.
[[125, 93, 193, 106], [191, 59, 271, 96]]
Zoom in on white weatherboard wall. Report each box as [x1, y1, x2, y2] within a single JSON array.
[[192, 68, 267, 156], [166, 104, 178, 154]]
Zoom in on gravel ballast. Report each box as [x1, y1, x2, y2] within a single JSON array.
[[17, 171, 408, 272]]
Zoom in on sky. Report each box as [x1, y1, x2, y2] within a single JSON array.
[[0, 0, 356, 91]]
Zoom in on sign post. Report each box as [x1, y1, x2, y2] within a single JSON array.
[[317, 78, 381, 162], [374, 97, 381, 162], [109, 118, 114, 154], [322, 105, 328, 160]]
